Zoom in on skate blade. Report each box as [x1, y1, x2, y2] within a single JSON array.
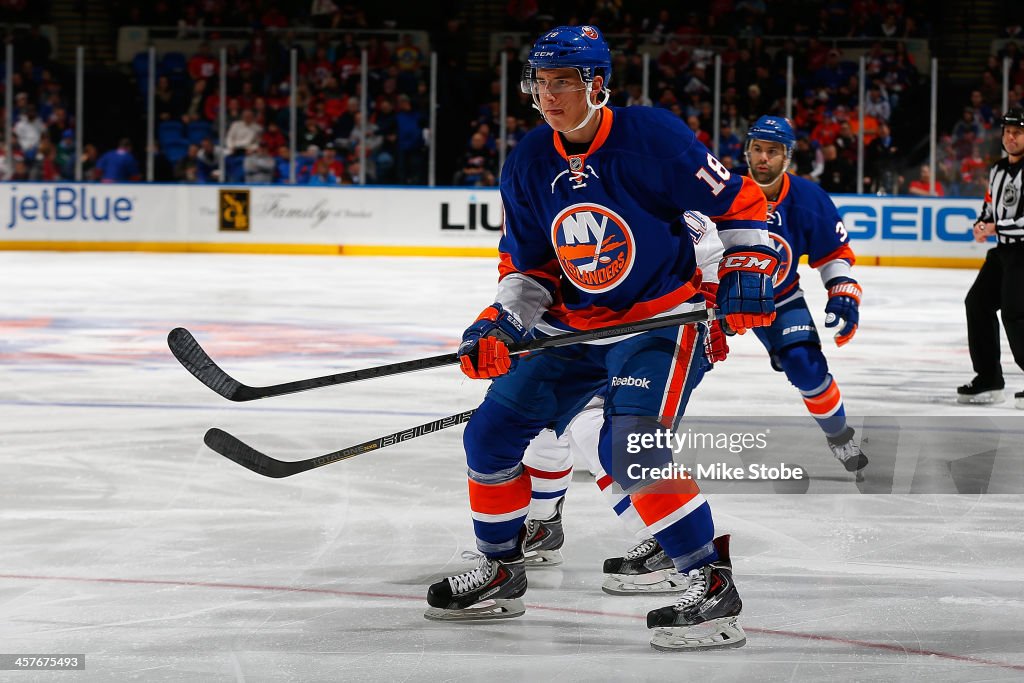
[[650, 617, 747, 651], [424, 598, 525, 622], [957, 391, 1005, 405], [1016, 396, 1024, 410], [524, 549, 563, 568], [602, 570, 689, 595]]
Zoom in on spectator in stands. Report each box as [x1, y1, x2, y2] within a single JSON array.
[[11, 158, 31, 181], [453, 131, 496, 186], [820, 143, 855, 193], [959, 144, 988, 196], [792, 135, 824, 180], [225, 108, 262, 153], [154, 76, 181, 122], [274, 145, 292, 183], [188, 42, 218, 81], [96, 138, 140, 183], [175, 144, 201, 182], [55, 129, 75, 178], [967, 89, 995, 131], [45, 106, 69, 144], [864, 84, 891, 123], [307, 158, 339, 185], [395, 94, 425, 184], [79, 144, 100, 181], [907, 164, 945, 196], [28, 138, 59, 181], [322, 145, 345, 178], [293, 145, 321, 184], [866, 122, 899, 194], [244, 141, 276, 183], [393, 34, 423, 73], [952, 108, 984, 160], [13, 105, 45, 156], [196, 137, 222, 182], [718, 121, 743, 161], [298, 116, 330, 152], [685, 115, 711, 147], [182, 79, 209, 124], [658, 37, 690, 75]]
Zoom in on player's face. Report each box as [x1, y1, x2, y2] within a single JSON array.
[[747, 139, 788, 185], [534, 68, 590, 130], [1004, 124, 1024, 158]]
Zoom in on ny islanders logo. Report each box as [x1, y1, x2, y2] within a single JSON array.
[[552, 203, 635, 293], [769, 231, 793, 287], [582, 26, 599, 39]]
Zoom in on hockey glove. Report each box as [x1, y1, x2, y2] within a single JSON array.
[[458, 304, 527, 379], [717, 245, 780, 333], [699, 281, 729, 363], [824, 277, 862, 347]]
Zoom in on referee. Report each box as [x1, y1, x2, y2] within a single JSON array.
[[958, 107, 1024, 408]]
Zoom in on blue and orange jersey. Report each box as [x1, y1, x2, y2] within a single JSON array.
[[764, 172, 856, 301], [498, 106, 767, 333]]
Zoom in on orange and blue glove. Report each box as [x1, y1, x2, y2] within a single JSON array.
[[824, 277, 862, 347], [717, 245, 780, 333], [458, 304, 527, 379]]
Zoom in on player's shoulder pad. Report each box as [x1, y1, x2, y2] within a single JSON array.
[[606, 106, 695, 159]]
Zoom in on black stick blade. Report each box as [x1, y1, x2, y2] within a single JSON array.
[[205, 428, 297, 478], [168, 328, 247, 401]]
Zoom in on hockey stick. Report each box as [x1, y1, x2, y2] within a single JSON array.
[[168, 308, 716, 402], [205, 410, 476, 478]]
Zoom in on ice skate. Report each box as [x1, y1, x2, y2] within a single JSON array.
[[827, 426, 868, 472], [601, 537, 690, 595], [647, 535, 746, 651], [523, 498, 564, 568], [425, 530, 528, 621], [1015, 390, 1023, 410], [956, 377, 1005, 405]]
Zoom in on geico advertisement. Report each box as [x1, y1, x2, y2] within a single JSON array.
[[831, 195, 986, 257]]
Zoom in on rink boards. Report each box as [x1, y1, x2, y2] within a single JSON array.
[[0, 182, 992, 267]]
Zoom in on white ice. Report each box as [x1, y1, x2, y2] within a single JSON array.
[[1, 252, 1023, 681]]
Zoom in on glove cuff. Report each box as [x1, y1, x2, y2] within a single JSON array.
[[826, 278, 862, 305]]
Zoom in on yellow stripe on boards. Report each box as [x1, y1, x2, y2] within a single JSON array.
[[0, 240, 983, 267], [0, 241, 498, 257]]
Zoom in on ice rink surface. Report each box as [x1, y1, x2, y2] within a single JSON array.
[[1, 251, 1023, 682]]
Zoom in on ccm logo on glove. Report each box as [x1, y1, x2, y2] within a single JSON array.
[[721, 253, 778, 274]]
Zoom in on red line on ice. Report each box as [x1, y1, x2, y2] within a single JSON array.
[[2, 572, 1022, 672]]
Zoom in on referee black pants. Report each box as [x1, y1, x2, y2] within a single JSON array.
[[965, 246, 1024, 382]]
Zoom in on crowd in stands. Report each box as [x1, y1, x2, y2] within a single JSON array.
[[1, 0, 1023, 196]]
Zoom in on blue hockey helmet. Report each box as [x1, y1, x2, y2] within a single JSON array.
[[745, 115, 796, 186], [521, 25, 612, 93], [745, 115, 796, 154]]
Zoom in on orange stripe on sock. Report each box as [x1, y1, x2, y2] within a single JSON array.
[[630, 478, 701, 526], [468, 472, 533, 516], [803, 380, 842, 416]]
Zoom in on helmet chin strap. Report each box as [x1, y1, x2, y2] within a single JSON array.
[[532, 84, 611, 134]]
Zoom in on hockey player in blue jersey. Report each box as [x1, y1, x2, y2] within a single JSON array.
[[742, 115, 867, 470], [424, 25, 776, 651]]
